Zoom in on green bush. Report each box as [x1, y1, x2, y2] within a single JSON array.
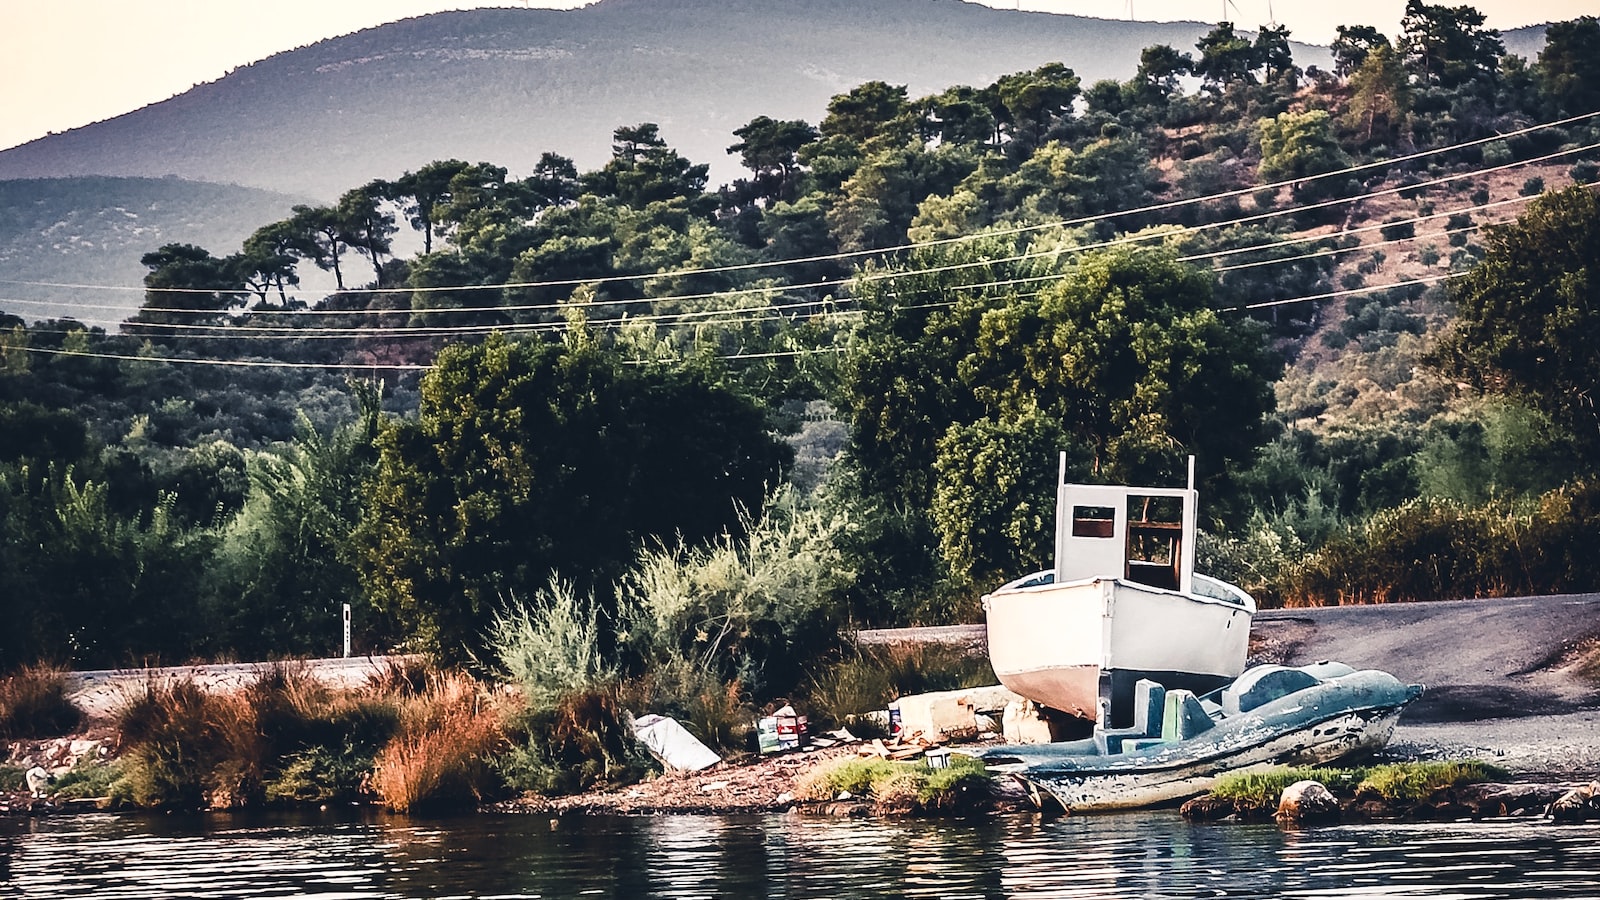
[[793, 754, 992, 814], [619, 485, 854, 701], [1379, 219, 1415, 241], [486, 578, 615, 710], [264, 745, 371, 805]]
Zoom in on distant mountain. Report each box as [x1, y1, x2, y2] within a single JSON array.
[[0, 0, 1328, 199], [0, 177, 309, 328]]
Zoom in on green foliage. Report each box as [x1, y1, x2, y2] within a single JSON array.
[[619, 485, 854, 699], [805, 643, 996, 725], [794, 754, 992, 814], [486, 578, 616, 708], [263, 745, 370, 805], [53, 758, 126, 801], [840, 239, 1277, 616], [1257, 111, 1354, 201], [496, 685, 649, 796], [356, 331, 789, 662], [1433, 187, 1600, 465], [1208, 760, 1500, 807]]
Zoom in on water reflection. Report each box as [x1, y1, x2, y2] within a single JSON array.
[[2, 809, 1600, 899]]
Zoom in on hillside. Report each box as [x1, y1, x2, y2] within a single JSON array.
[[0, 177, 310, 327], [0, 0, 1324, 199]]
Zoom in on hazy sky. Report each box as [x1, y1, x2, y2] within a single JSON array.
[[1, 0, 1590, 153]]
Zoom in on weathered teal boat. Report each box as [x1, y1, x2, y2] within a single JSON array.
[[974, 662, 1424, 812]]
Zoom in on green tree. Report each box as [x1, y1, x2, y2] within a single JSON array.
[[126, 243, 246, 334], [1257, 110, 1356, 201], [584, 123, 711, 212], [1252, 24, 1298, 84], [1344, 44, 1411, 144], [728, 116, 818, 204], [1433, 187, 1600, 462], [993, 63, 1082, 149], [1194, 22, 1258, 91], [840, 239, 1277, 608], [1133, 44, 1193, 105], [354, 332, 789, 662], [1535, 16, 1600, 116], [1399, 0, 1504, 90], [1330, 25, 1391, 79], [389, 159, 471, 254], [207, 386, 388, 658], [238, 219, 315, 308], [336, 183, 398, 287], [819, 81, 911, 144]]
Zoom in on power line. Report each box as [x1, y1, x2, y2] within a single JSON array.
[[8, 141, 1580, 337], [0, 186, 1530, 344], [4, 108, 1596, 303]]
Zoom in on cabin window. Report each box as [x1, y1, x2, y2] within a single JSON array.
[[1071, 505, 1116, 538], [1125, 494, 1182, 589]]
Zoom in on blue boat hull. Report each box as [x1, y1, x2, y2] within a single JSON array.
[[975, 668, 1424, 811]]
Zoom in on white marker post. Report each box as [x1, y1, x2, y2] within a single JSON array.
[[342, 603, 352, 659]]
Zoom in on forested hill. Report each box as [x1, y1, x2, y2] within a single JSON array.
[[0, 0, 1321, 198], [0, 178, 309, 327]]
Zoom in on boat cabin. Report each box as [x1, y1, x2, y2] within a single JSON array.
[[1054, 457, 1197, 594]]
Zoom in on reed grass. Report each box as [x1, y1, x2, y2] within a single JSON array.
[[0, 663, 83, 738], [370, 671, 505, 812]]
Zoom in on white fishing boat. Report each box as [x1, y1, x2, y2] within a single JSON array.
[[983, 456, 1255, 728]]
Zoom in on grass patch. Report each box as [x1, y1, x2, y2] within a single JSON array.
[[1357, 761, 1504, 802], [1209, 760, 1504, 808], [0, 664, 83, 739], [53, 758, 125, 800], [1210, 767, 1367, 806], [0, 764, 24, 791], [793, 753, 992, 815]]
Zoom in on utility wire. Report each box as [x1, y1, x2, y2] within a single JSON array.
[[10, 141, 1581, 332], [3, 180, 1540, 342], [4, 108, 1597, 301]]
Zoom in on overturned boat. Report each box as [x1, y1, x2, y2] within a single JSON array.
[[984, 456, 1254, 727], [976, 662, 1424, 812]]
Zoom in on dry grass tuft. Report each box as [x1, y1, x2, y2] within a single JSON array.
[[0, 663, 83, 739], [370, 671, 505, 813]]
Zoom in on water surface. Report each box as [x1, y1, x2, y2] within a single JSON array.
[[4, 809, 1598, 899]]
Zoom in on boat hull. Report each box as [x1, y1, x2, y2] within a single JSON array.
[[977, 669, 1423, 812], [984, 576, 1253, 722]]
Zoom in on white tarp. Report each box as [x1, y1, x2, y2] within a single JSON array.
[[632, 714, 721, 772]]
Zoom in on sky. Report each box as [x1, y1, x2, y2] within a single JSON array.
[[1, 0, 1591, 153]]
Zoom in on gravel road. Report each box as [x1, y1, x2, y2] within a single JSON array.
[[862, 594, 1600, 776]]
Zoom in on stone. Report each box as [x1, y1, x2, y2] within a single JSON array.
[[1276, 780, 1341, 825], [1549, 781, 1600, 823]]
